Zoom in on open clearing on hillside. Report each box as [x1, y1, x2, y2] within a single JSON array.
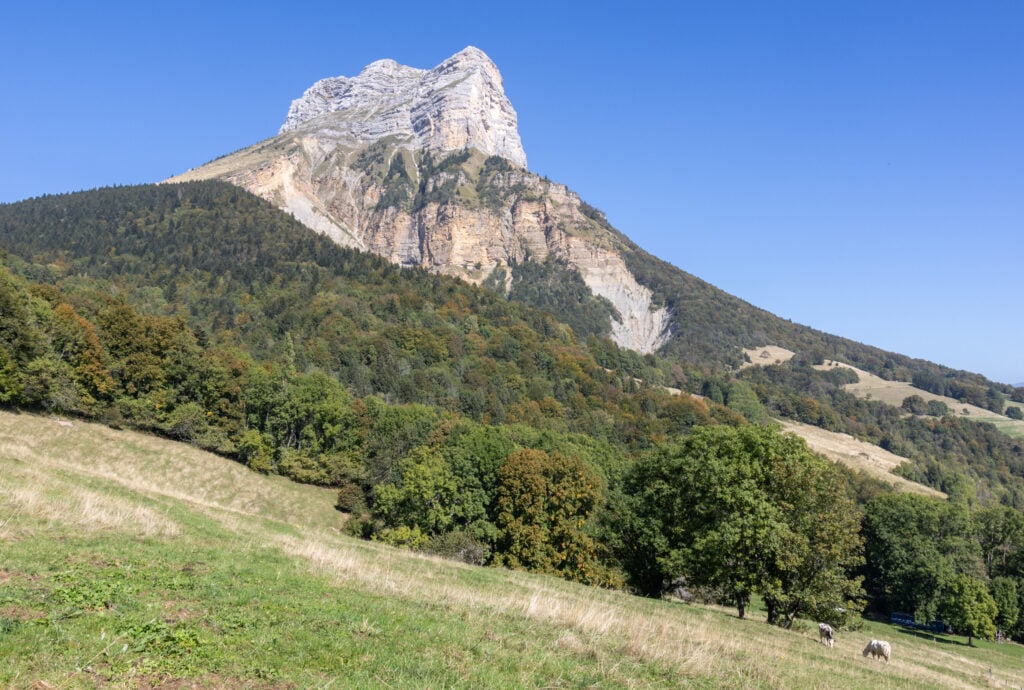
[[817, 360, 1024, 439], [740, 345, 796, 369], [736, 347, 941, 495], [3, 409, 1023, 688], [738, 347, 1024, 441], [779, 420, 945, 498]]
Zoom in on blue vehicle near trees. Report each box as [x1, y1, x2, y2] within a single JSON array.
[[891, 612, 948, 633]]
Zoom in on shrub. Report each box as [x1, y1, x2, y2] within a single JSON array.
[[335, 482, 368, 514], [423, 529, 491, 565], [902, 395, 927, 414], [375, 524, 429, 549]]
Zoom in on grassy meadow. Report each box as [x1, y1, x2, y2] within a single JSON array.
[[3, 410, 1024, 688], [812, 361, 1024, 440], [777, 420, 945, 499]]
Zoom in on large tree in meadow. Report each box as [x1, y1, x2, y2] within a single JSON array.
[[940, 574, 998, 645], [621, 424, 864, 625]]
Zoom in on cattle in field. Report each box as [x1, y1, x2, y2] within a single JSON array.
[[818, 622, 834, 647], [862, 639, 891, 663]]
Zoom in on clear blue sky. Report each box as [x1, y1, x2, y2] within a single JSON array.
[[2, 2, 1021, 384]]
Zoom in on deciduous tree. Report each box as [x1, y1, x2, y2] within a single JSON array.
[[622, 425, 864, 624], [494, 448, 604, 583], [940, 574, 998, 645]]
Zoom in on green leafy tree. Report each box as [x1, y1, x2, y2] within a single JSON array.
[[50, 302, 115, 406], [726, 380, 769, 423], [986, 388, 1007, 414], [759, 443, 866, 628], [991, 576, 1019, 634], [940, 574, 998, 645], [0, 268, 47, 404], [362, 398, 440, 485], [246, 370, 361, 484], [373, 446, 458, 536], [1010, 579, 1024, 641], [862, 493, 980, 620], [622, 425, 864, 624], [439, 421, 515, 540], [901, 394, 927, 414], [494, 449, 549, 571], [974, 505, 1024, 578], [236, 428, 276, 473]]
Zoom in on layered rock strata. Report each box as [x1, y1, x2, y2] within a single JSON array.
[[280, 46, 527, 169], [170, 47, 670, 353]]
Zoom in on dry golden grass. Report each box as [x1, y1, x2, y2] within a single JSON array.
[[0, 424, 180, 539], [0, 470, 180, 539], [740, 345, 796, 370], [0, 411, 340, 533], [820, 361, 1013, 420], [780, 420, 945, 498], [816, 361, 1024, 440]]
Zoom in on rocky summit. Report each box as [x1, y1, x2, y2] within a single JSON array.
[[280, 46, 526, 168], [170, 47, 671, 354]]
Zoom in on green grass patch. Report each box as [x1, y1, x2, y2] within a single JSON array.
[[5, 410, 1024, 688], [986, 417, 1024, 439]]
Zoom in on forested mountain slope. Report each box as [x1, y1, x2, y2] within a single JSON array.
[[169, 48, 1018, 397], [1, 181, 1021, 507], [7, 181, 1024, 640]]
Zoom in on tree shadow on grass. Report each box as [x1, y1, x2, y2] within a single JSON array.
[[894, 626, 964, 646]]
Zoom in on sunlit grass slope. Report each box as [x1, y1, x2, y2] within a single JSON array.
[[3, 410, 1024, 688]]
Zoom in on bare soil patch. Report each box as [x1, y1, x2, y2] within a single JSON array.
[[0, 605, 46, 622]]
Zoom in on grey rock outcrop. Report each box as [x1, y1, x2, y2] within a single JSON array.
[[280, 46, 527, 169], [170, 47, 671, 354]]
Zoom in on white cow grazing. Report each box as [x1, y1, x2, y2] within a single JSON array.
[[862, 639, 891, 663], [818, 622, 835, 647]]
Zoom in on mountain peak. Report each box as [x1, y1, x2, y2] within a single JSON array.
[[439, 45, 497, 71], [278, 47, 526, 167]]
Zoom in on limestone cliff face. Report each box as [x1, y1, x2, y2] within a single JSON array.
[[170, 48, 670, 354]]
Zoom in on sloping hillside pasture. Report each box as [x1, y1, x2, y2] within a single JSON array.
[[814, 361, 1024, 440], [739, 350, 1022, 440], [778, 420, 945, 498], [740, 346, 797, 369], [3, 410, 1024, 688]]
